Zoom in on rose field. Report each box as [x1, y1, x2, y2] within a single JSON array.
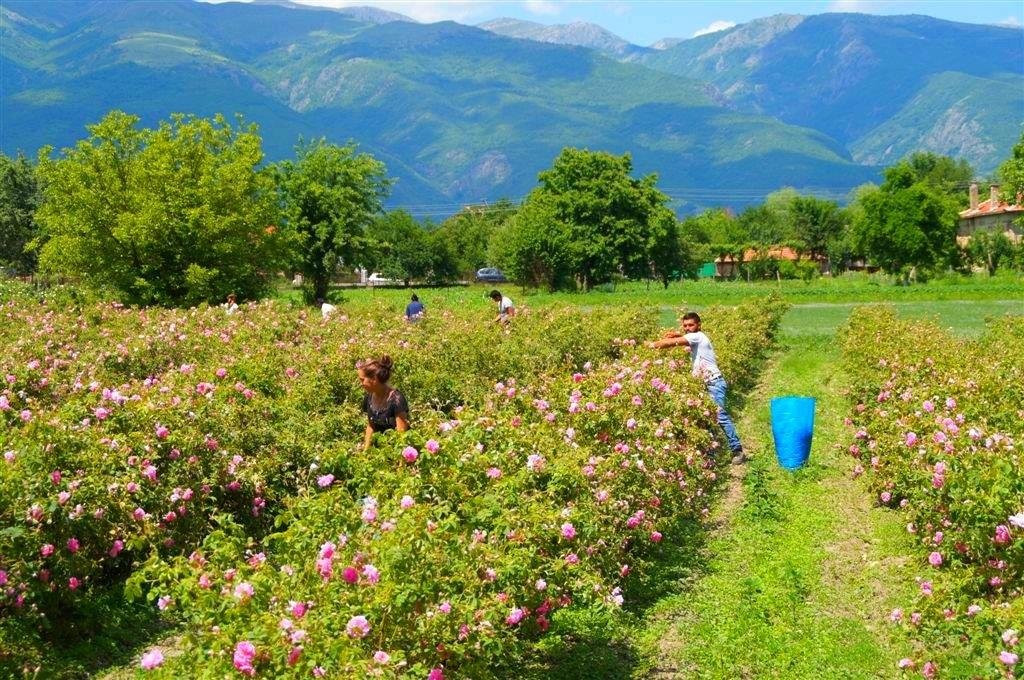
[[1, 280, 1022, 678]]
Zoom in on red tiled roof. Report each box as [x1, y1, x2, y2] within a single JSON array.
[[959, 198, 1024, 219]]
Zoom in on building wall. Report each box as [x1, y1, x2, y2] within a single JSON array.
[[957, 214, 1023, 246]]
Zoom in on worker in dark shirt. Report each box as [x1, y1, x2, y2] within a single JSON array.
[[357, 355, 410, 450], [405, 294, 425, 321]]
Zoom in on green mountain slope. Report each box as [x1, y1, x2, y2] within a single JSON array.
[[1, 0, 879, 213], [850, 72, 1024, 168], [641, 13, 1023, 172]]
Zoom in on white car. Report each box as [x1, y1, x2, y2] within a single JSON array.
[[367, 272, 399, 285]]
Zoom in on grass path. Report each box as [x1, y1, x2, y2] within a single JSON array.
[[642, 335, 917, 679]]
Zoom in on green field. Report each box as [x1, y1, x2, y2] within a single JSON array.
[[282, 274, 1023, 338]]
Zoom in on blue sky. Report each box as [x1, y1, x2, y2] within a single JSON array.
[[234, 0, 1024, 45]]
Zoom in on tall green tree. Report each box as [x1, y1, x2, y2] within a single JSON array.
[[489, 195, 572, 290], [998, 131, 1024, 204], [967, 230, 1015, 276], [498, 148, 676, 290], [738, 204, 792, 247], [681, 208, 744, 264], [276, 139, 390, 300], [790, 195, 843, 260], [34, 111, 290, 305], [903, 151, 973, 197], [366, 211, 456, 285], [436, 200, 517, 278], [848, 165, 959, 277], [0, 152, 39, 274]]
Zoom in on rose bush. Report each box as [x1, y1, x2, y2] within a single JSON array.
[[840, 308, 1024, 677], [0, 292, 784, 676], [0, 299, 652, 661], [124, 298, 784, 678]]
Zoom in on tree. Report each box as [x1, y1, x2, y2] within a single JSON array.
[[903, 151, 973, 198], [738, 204, 791, 247], [498, 148, 677, 290], [34, 111, 291, 305], [0, 152, 39, 274], [436, 200, 517, 278], [489, 195, 573, 290], [967, 230, 1014, 276], [848, 166, 959, 277], [423, 229, 460, 285], [790, 195, 843, 260], [998, 131, 1024, 204], [365, 211, 456, 285], [276, 139, 390, 300]]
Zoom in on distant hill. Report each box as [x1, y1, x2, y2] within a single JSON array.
[[0, 0, 883, 214], [477, 17, 650, 60], [639, 13, 1023, 172], [250, 1, 413, 25]]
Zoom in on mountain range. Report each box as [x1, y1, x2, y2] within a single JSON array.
[[1, 1, 1021, 216]]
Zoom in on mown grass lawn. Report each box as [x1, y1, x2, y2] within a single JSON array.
[[636, 336, 919, 679]]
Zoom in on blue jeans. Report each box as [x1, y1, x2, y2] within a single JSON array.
[[706, 377, 742, 453]]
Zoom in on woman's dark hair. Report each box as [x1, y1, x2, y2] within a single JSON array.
[[359, 355, 394, 383], [489, 290, 502, 301], [227, 293, 236, 302], [682, 311, 701, 323], [411, 294, 419, 302]]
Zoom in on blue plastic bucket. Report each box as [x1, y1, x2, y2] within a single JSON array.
[[770, 396, 816, 470]]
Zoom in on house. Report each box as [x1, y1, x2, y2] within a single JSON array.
[[957, 183, 1023, 246], [713, 246, 827, 278]]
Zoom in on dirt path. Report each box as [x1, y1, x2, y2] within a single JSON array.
[[645, 336, 916, 680]]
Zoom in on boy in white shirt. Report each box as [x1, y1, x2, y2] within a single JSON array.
[[648, 311, 745, 464], [489, 289, 515, 324], [317, 298, 337, 319], [223, 293, 239, 315]]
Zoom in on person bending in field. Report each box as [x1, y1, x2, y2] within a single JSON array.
[[223, 293, 239, 316], [489, 289, 515, 324], [647, 312, 745, 464], [405, 294, 425, 321], [357, 355, 409, 450]]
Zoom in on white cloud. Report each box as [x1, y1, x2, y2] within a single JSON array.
[[607, 2, 631, 17], [523, 0, 560, 16], [692, 20, 736, 37], [996, 15, 1022, 27]]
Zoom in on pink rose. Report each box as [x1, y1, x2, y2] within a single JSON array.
[[232, 641, 256, 676], [995, 525, 1012, 546], [505, 607, 525, 626], [140, 649, 164, 670], [561, 523, 576, 540], [346, 615, 371, 638], [401, 446, 419, 463]]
